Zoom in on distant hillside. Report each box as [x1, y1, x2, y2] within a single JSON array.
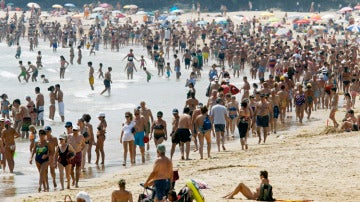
[[8, 0, 358, 12]]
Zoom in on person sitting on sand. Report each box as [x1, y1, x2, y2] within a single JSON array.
[[111, 179, 133, 202], [223, 170, 270, 200], [340, 109, 359, 132]]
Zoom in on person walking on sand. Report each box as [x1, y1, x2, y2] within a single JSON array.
[[144, 144, 173, 202], [101, 67, 112, 96], [88, 61, 95, 90], [1, 119, 20, 173], [82, 114, 95, 164], [133, 108, 147, 164], [150, 111, 167, 147], [255, 94, 271, 144], [139, 101, 154, 151], [35, 87, 45, 127], [171, 107, 192, 160], [54, 134, 75, 190], [210, 98, 228, 151], [95, 112, 107, 165], [194, 106, 212, 159], [223, 170, 271, 200], [55, 84, 65, 122], [120, 112, 135, 166], [329, 88, 339, 127], [59, 56, 69, 79], [111, 179, 133, 202], [68, 126, 85, 188], [44, 126, 58, 189], [48, 86, 56, 121]]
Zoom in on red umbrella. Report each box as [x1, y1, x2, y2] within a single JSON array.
[[295, 19, 310, 24], [116, 13, 126, 18]]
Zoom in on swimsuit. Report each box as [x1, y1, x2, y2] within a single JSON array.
[[58, 145, 70, 167], [35, 143, 49, 164]]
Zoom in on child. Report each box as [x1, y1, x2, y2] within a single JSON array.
[[89, 44, 95, 56], [143, 67, 152, 82], [86, 41, 91, 50], [139, 55, 147, 70], [165, 62, 172, 78], [1, 94, 10, 119], [98, 63, 104, 79], [40, 74, 49, 83]]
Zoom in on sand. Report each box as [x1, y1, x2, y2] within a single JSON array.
[[5, 9, 360, 202]]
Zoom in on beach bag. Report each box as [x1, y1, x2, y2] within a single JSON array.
[[203, 116, 212, 131], [257, 183, 275, 201]]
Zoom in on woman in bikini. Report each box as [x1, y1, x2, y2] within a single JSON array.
[[29, 129, 49, 192], [226, 95, 239, 137], [95, 113, 107, 165], [150, 111, 167, 147], [59, 55, 69, 79], [238, 101, 251, 150], [54, 134, 75, 190]]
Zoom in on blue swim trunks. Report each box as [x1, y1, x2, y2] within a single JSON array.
[[134, 131, 145, 147], [154, 179, 171, 201]]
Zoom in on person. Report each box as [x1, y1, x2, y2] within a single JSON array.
[[44, 126, 58, 189], [120, 112, 135, 166], [77, 46, 82, 65], [100, 67, 112, 96], [59, 56, 69, 79], [55, 84, 65, 122], [35, 87, 45, 126], [194, 106, 212, 159], [69, 44, 75, 65], [341, 109, 358, 132], [1, 119, 20, 173], [150, 111, 167, 147], [143, 67, 152, 82], [76, 191, 92, 202], [133, 108, 147, 163], [329, 88, 339, 127], [255, 94, 271, 144], [68, 126, 85, 188], [223, 170, 271, 200], [29, 129, 49, 192], [144, 144, 173, 202], [88, 61, 95, 90], [78, 118, 90, 172], [95, 112, 107, 165], [238, 101, 251, 150], [36, 51, 43, 69], [98, 63, 104, 79], [210, 98, 228, 151], [54, 134, 75, 190], [41, 75, 49, 83], [11, 99, 30, 138], [27, 61, 38, 82], [169, 109, 181, 160], [174, 54, 181, 79], [171, 107, 192, 160], [139, 101, 154, 151], [124, 61, 137, 80], [1, 94, 10, 119], [111, 179, 133, 202], [82, 114, 95, 164], [18, 60, 29, 83], [48, 86, 56, 120], [15, 43, 21, 59]]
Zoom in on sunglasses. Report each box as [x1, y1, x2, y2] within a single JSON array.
[[125, 116, 130, 118]]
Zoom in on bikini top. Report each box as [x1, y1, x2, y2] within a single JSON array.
[[153, 122, 164, 130]]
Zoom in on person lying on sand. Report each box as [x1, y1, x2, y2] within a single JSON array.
[[223, 170, 269, 200]]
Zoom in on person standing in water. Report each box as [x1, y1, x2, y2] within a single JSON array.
[[88, 61, 95, 90], [101, 67, 112, 96], [55, 84, 65, 122], [59, 56, 69, 79], [1, 119, 20, 173]]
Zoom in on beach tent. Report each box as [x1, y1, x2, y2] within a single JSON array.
[[27, 2, 40, 9], [64, 3, 76, 8], [52, 4, 63, 9], [346, 25, 360, 33], [93, 7, 105, 12], [123, 5, 138, 9]]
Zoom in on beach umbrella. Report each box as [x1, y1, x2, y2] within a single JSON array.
[[354, 5, 360, 10], [260, 12, 274, 17], [52, 4, 63, 9], [346, 25, 360, 32], [64, 3, 76, 8], [123, 4, 138, 9], [170, 9, 184, 14], [169, 6, 178, 12], [90, 13, 103, 19], [321, 14, 335, 20], [136, 11, 147, 15], [295, 19, 310, 24], [93, 7, 105, 12], [27, 2, 40, 9], [310, 13, 321, 21], [99, 3, 112, 8], [269, 22, 282, 27], [268, 17, 280, 23], [288, 15, 303, 20], [340, 7, 353, 12], [275, 28, 289, 36], [115, 13, 126, 18], [196, 20, 208, 25], [166, 15, 178, 21]]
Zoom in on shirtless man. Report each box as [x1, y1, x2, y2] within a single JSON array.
[[67, 126, 85, 188], [49, 86, 56, 120], [277, 85, 287, 123], [35, 87, 45, 126], [69, 45, 74, 65], [305, 83, 314, 119], [139, 101, 154, 151], [170, 109, 181, 160], [27, 61, 38, 82], [184, 93, 199, 115], [240, 76, 250, 101], [36, 51, 43, 69], [133, 108, 147, 163], [88, 61, 95, 90], [1, 120, 20, 173], [254, 94, 271, 144], [173, 108, 192, 160], [18, 60, 29, 83], [111, 179, 133, 202], [12, 99, 30, 138], [124, 61, 137, 80], [44, 126, 58, 188], [101, 67, 112, 96], [144, 144, 173, 202], [191, 104, 203, 152], [270, 90, 280, 134], [233, 52, 241, 78], [55, 84, 65, 122], [223, 170, 271, 200]]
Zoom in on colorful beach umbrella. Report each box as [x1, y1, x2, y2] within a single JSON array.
[[52, 4, 63, 9], [170, 9, 184, 14], [340, 7, 353, 12], [93, 7, 105, 12], [64, 3, 76, 8], [123, 4, 138, 9], [354, 5, 360, 10], [346, 25, 360, 33], [27, 2, 40, 9], [115, 13, 126, 18], [99, 3, 112, 8], [295, 19, 310, 24]]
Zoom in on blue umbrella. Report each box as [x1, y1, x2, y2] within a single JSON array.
[[64, 3, 76, 7], [170, 6, 178, 12], [346, 25, 360, 33]]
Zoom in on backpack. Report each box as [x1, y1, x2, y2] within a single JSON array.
[[257, 184, 275, 201], [203, 116, 212, 131]]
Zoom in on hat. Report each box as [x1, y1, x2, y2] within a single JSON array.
[[44, 126, 52, 131], [59, 134, 67, 140], [157, 111, 163, 117], [172, 108, 179, 114], [65, 122, 73, 128], [0, 118, 4, 122], [75, 191, 92, 202], [73, 126, 79, 131], [157, 144, 166, 154], [98, 112, 105, 117], [4, 119, 11, 125], [143, 136, 149, 143]]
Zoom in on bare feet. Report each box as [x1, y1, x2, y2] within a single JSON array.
[[222, 145, 226, 151]]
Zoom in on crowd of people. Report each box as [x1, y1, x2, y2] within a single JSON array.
[[0, 2, 359, 201]]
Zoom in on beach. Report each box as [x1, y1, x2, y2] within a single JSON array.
[[0, 8, 358, 202]]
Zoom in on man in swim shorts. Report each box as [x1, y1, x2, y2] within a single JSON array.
[[255, 94, 271, 144], [134, 108, 147, 163], [101, 67, 112, 96], [144, 144, 173, 202], [172, 107, 192, 160], [139, 101, 154, 151], [35, 87, 45, 126], [67, 126, 85, 188], [55, 84, 65, 122], [88, 61, 95, 90], [210, 98, 228, 151]]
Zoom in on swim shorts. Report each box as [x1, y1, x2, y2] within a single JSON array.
[[134, 131, 145, 147], [214, 124, 225, 132], [154, 179, 171, 201]]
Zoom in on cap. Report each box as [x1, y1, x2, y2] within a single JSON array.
[[65, 121, 73, 128], [172, 108, 179, 114], [157, 144, 166, 153], [59, 134, 67, 140], [156, 111, 163, 117], [98, 112, 105, 117], [73, 126, 79, 131], [44, 126, 52, 131]]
